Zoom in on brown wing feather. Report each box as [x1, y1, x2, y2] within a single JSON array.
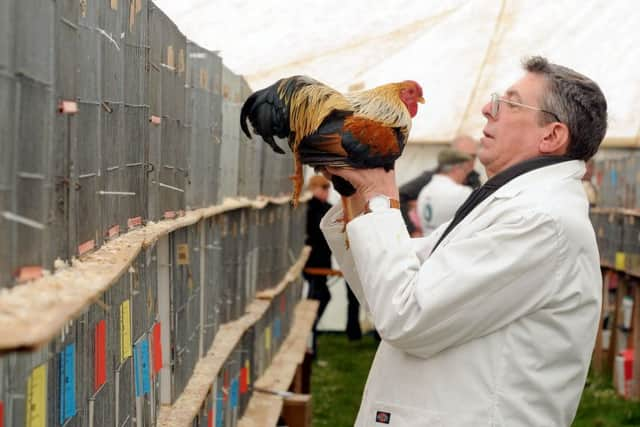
[[343, 116, 401, 157]]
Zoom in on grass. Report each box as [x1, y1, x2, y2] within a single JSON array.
[[311, 333, 379, 426], [311, 333, 640, 426], [573, 374, 640, 426]]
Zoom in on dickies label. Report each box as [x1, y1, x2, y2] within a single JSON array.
[[376, 410, 391, 424]]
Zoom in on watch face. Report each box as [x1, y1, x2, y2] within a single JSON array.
[[369, 196, 389, 211]]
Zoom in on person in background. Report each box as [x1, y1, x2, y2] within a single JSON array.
[[345, 283, 363, 341], [399, 135, 480, 235], [303, 175, 333, 358], [582, 158, 598, 206], [321, 56, 607, 426], [416, 148, 473, 236]]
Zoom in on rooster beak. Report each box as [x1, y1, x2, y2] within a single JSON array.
[[417, 96, 425, 104]]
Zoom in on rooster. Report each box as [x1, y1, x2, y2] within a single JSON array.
[[240, 75, 424, 222]]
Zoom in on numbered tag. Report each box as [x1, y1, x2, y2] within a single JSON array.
[[177, 244, 190, 265]]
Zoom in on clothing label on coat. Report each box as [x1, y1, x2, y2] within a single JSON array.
[[375, 411, 391, 424]]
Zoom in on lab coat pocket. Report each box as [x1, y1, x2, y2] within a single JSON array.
[[369, 401, 441, 426]]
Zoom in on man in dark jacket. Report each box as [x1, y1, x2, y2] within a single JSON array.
[[304, 175, 333, 356], [399, 135, 481, 234]]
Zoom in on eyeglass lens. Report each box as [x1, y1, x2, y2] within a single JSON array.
[[490, 93, 499, 117]]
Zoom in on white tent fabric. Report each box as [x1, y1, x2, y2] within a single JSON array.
[[154, 0, 640, 330], [155, 0, 640, 149]]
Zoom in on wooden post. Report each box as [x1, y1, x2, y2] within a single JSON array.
[[290, 351, 313, 394], [157, 235, 172, 405], [281, 394, 312, 427], [630, 282, 640, 398], [592, 269, 607, 374], [608, 272, 625, 374]]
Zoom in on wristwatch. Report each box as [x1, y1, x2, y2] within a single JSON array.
[[364, 195, 400, 214]]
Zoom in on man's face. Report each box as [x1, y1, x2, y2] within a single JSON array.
[[313, 186, 330, 202], [479, 72, 551, 177]]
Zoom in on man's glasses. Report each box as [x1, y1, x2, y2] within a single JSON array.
[[490, 93, 561, 123]]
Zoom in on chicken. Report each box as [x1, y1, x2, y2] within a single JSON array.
[[240, 75, 424, 221]]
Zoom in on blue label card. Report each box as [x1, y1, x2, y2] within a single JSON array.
[[274, 317, 281, 340], [59, 344, 77, 424], [216, 390, 224, 427], [230, 377, 239, 409], [134, 338, 152, 397]]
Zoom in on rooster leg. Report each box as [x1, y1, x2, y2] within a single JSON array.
[[341, 196, 353, 249], [341, 196, 353, 231], [289, 149, 303, 207]]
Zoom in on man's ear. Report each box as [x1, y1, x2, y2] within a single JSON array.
[[539, 122, 570, 155]]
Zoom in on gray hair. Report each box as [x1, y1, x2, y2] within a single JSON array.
[[523, 56, 608, 160]]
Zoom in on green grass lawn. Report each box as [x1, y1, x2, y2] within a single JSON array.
[[311, 333, 640, 426]]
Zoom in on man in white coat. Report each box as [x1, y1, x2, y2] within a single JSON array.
[[416, 148, 473, 236], [321, 56, 607, 426]]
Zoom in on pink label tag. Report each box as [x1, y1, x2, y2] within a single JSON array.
[[149, 115, 161, 125], [127, 216, 143, 229], [163, 211, 176, 219], [106, 224, 120, 239], [14, 266, 44, 283], [58, 100, 78, 114], [78, 240, 95, 256]]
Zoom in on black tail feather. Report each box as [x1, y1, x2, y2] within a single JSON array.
[[239, 80, 290, 155], [331, 175, 356, 197], [240, 92, 256, 139]]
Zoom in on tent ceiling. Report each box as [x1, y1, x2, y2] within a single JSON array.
[[156, 0, 640, 146]]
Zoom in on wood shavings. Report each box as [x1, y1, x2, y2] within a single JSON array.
[[157, 247, 311, 427], [0, 195, 307, 351], [237, 299, 318, 427]]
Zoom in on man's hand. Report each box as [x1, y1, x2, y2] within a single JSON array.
[[325, 167, 399, 202]]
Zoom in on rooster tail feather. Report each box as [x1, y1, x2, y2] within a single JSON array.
[[265, 136, 286, 154], [240, 91, 256, 138], [239, 80, 291, 154]]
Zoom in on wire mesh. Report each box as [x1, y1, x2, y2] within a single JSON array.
[[224, 212, 240, 321], [209, 55, 223, 206], [0, 0, 314, 424], [219, 67, 241, 200], [234, 210, 247, 320], [203, 216, 223, 350], [123, 104, 149, 229], [100, 101, 125, 238], [73, 102, 101, 254], [170, 226, 200, 402], [0, 0, 13, 73], [4, 346, 51, 426], [15, 0, 54, 83], [0, 73, 15, 287], [48, 0, 80, 267], [186, 42, 211, 210], [157, 10, 187, 216], [124, 0, 148, 106], [238, 80, 261, 199], [123, 0, 149, 228], [15, 74, 52, 273], [147, 2, 164, 221]]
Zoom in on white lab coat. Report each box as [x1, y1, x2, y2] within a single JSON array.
[[320, 160, 601, 427], [416, 174, 472, 235]]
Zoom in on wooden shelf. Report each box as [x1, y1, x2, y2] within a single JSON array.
[[592, 268, 640, 399], [157, 246, 311, 427], [238, 299, 318, 427], [0, 194, 308, 352]]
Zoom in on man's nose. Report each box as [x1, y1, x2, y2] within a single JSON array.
[[481, 101, 493, 120]]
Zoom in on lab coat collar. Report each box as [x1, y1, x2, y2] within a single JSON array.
[[435, 159, 585, 248]]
